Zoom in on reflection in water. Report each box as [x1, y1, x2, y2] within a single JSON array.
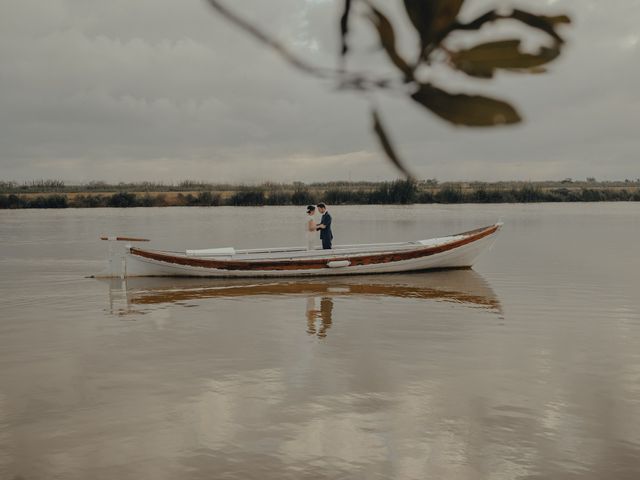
[[103, 270, 502, 335], [306, 297, 333, 338], [4, 206, 640, 479]]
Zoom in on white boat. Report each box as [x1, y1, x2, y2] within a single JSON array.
[[99, 223, 502, 278]]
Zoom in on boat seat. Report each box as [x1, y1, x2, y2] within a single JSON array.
[[418, 235, 464, 247], [186, 247, 236, 257]]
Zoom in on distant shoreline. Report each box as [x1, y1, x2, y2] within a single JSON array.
[[1, 180, 639, 208]]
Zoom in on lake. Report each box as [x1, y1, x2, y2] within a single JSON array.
[[1, 204, 639, 479]]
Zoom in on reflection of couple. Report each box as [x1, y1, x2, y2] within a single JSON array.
[[305, 203, 333, 251], [306, 296, 333, 338]]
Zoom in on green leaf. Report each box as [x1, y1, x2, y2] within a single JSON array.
[[371, 109, 414, 179], [540, 14, 571, 26], [404, 0, 465, 49], [511, 9, 570, 43], [450, 39, 561, 78], [367, 6, 413, 79], [450, 9, 571, 45], [404, 0, 437, 46], [411, 83, 521, 126]]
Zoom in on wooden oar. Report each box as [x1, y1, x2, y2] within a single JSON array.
[[100, 236, 150, 242]]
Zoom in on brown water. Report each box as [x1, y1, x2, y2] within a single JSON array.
[[1, 204, 639, 480]]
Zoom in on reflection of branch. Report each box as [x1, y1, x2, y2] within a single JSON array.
[[206, 0, 329, 77]]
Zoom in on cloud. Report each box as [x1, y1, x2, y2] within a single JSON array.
[[0, 0, 638, 182]]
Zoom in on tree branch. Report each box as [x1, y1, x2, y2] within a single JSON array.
[[205, 0, 329, 77]]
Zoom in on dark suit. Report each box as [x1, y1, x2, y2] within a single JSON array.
[[318, 211, 333, 249]]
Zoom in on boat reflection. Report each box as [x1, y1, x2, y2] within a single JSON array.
[[104, 270, 502, 330]]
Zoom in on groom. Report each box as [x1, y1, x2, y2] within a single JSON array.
[[316, 203, 333, 250]]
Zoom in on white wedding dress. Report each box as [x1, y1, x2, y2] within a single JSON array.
[[306, 216, 317, 250]]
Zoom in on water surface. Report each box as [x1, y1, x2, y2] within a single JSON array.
[[1, 204, 639, 479]]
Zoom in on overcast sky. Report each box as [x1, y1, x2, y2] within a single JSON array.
[[0, 0, 638, 183]]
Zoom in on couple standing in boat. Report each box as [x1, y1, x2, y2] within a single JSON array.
[[305, 203, 333, 250]]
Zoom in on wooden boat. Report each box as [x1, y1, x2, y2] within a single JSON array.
[[100, 223, 502, 278]]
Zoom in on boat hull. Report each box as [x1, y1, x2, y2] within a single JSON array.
[[105, 224, 501, 278]]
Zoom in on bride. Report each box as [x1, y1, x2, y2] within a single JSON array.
[[305, 205, 317, 250]]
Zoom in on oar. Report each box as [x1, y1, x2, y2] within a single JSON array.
[[100, 236, 150, 242]]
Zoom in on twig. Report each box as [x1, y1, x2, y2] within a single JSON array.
[[205, 0, 330, 78]]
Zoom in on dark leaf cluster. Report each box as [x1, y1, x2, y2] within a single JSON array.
[[358, 1, 570, 174], [206, 1, 571, 177]]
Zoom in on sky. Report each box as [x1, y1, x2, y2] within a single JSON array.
[[0, 0, 638, 183]]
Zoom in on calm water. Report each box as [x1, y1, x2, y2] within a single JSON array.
[[1, 204, 639, 480]]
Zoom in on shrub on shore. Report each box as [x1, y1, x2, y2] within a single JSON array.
[[434, 186, 461, 203], [324, 180, 418, 204], [72, 194, 108, 208], [196, 191, 221, 206], [29, 195, 69, 208], [265, 190, 291, 206], [228, 190, 266, 206], [0, 194, 68, 208], [291, 189, 315, 205], [108, 192, 137, 208]]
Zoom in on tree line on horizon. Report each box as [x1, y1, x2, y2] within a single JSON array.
[[2, 180, 640, 209], [1, 178, 639, 194]]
